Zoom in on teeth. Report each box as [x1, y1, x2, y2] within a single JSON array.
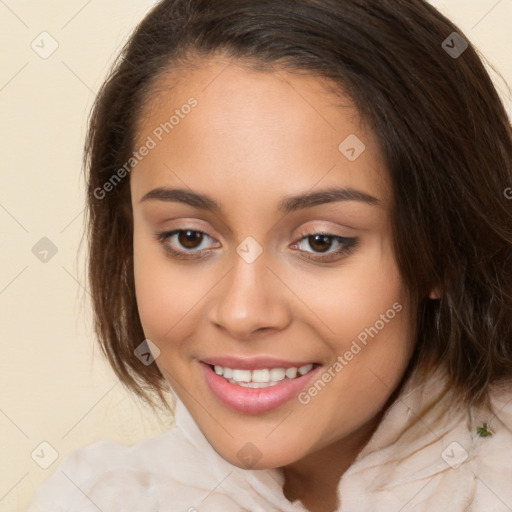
[[211, 363, 315, 386], [285, 367, 297, 379], [269, 368, 286, 381], [252, 369, 270, 383], [298, 364, 313, 375], [232, 369, 252, 382], [231, 380, 279, 388]]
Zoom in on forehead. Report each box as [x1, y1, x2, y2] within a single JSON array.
[[132, 59, 389, 207]]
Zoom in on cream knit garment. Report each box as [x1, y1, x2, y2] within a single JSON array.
[[27, 364, 512, 511]]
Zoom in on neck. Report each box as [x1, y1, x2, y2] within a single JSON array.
[[281, 369, 413, 512], [281, 410, 382, 512]]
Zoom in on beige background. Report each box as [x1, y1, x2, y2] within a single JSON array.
[[1, 1, 511, 510]]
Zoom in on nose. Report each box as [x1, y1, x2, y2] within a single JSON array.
[[206, 251, 292, 340]]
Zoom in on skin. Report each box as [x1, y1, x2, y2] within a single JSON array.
[[130, 58, 416, 512]]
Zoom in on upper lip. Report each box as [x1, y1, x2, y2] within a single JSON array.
[[201, 356, 319, 370]]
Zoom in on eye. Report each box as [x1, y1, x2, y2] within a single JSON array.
[[155, 229, 220, 259], [154, 229, 358, 262], [292, 233, 358, 262]]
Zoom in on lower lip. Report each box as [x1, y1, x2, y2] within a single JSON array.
[[200, 362, 322, 414]]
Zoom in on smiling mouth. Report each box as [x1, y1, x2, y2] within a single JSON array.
[[201, 360, 323, 414], [207, 363, 319, 388]]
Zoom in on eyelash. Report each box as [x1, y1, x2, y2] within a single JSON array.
[[154, 229, 359, 263]]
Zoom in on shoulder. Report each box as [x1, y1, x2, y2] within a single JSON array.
[[338, 369, 512, 511], [469, 381, 512, 509], [26, 417, 251, 512], [26, 437, 126, 512], [26, 426, 210, 512]]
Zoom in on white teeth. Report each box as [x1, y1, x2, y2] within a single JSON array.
[[269, 368, 286, 381], [232, 369, 252, 382], [298, 364, 313, 375], [232, 380, 279, 388], [285, 367, 297, 379], [211, 363, 315, 386], [252, 369, 270, 382]]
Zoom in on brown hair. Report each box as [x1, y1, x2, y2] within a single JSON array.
[[84, 0, 512, 412]]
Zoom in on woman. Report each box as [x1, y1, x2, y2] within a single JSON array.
[[28, 0, 512, 510]]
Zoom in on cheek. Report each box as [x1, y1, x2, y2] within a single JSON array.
[[288, 242, 408, 347], [289, 240, 413, 403], [133, 229, 199, 344]]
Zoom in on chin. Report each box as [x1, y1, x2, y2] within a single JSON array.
[[212, 438, 308, 471]]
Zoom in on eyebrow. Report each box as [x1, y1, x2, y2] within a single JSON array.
[[139, 186, 379, 213]]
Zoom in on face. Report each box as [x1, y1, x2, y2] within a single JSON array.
[[130, 58, 415, 469]]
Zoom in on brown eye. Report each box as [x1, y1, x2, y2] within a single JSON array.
[[178, 230, 204, 249], [155, 229, 220, 259], [293, 233, 358, 262], [307, 234, 333, 253]]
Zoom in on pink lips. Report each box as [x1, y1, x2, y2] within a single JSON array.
[[200, 361, 322, 415]]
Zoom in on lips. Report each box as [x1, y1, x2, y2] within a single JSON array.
[[199, 359, 322, 414]]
